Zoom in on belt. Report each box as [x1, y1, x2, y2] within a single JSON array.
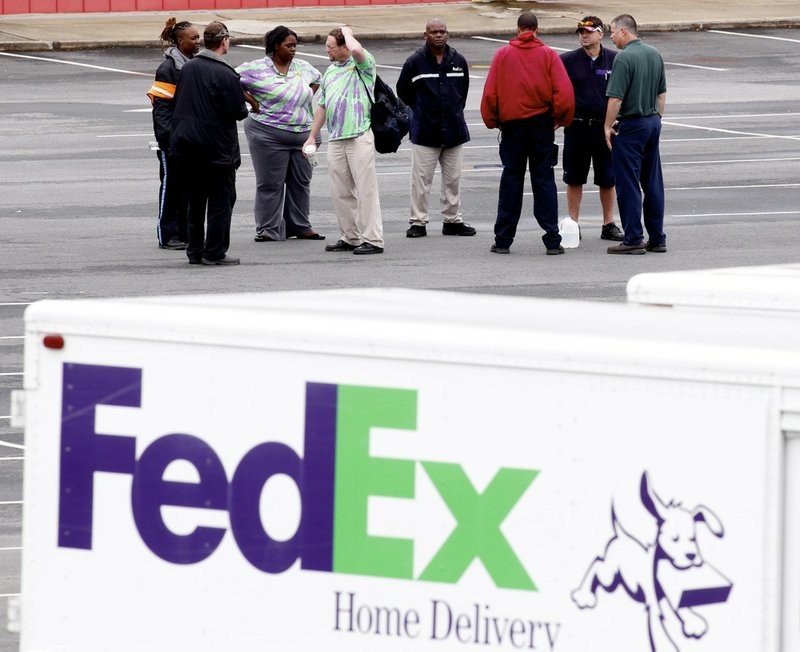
[[572, 116, 604, 126]]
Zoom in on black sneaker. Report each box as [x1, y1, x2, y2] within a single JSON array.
[[645, 241, 667, 252], [325, 239, 357, 252], [546, 246, 565, 255], [352, 242, 384, 255], [490, 244, 510, 254], [406, 225, 427, 238], [442, 222, 477, 236], [601, 223, 624, 241]]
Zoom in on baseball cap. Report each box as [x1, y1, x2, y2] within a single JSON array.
[[576, 18, 604, 33]]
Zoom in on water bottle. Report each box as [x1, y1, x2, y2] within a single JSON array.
[[559, 217, 580, 249]]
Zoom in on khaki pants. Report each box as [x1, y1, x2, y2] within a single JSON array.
[[409, 144, 464, 226], [327, 130, 384, 247]]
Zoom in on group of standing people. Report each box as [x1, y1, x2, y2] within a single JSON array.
[[481, 11, 667, 255], [148, 11, 667, 264]]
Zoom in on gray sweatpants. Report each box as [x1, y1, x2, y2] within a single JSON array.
[[244, 118, 314, 240]]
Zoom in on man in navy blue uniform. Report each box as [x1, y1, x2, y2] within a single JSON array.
[[396, 19, 476, 239], [560, 16, 623, 242], [604, 14, 667, 254]]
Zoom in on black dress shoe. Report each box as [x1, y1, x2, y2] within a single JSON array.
[[325, 239, 357, 252], [297, 230, 326, 240], [546, 246, 566, 255], [352, 242, 384, 255], [645, 241, 667, 252], [442, 222, 477, 236], [159, 239, 187, 250], [201, 255, 240, 266], [490, 244, 510, 254], [607, 242, 646, 255], [254, 234, 275, 242], [406, 225, 427, 238]]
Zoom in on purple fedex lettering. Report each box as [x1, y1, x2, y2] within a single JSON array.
[[131, 434, 228, 564], [59, 363, 139, 549], [58, 364, 337, 573]]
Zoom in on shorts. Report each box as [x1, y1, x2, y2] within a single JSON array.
[[562, 120, 615, 188]]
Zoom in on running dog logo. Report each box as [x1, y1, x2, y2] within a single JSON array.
[[571, 472, 732, 651]]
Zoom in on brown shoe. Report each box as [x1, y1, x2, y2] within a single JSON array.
[[607, 242, 646, 255], [645, 241, 667, 252]]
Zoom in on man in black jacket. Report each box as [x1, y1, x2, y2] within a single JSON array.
[[396, 19, 475, 239], [171, 21, 249, 266]]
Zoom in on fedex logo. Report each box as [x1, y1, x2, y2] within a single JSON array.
[[58, 363, 539, 590]]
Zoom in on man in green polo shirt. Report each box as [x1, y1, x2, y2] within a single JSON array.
[[603, 14, 667, 255]]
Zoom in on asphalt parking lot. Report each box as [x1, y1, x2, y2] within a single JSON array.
[[1, 27, 799, 649]]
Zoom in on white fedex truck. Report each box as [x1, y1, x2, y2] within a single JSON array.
[[13, 288, 800, 652]]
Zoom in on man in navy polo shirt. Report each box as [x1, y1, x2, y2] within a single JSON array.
[[604, 14, 667, 254], [560, 17, 623, 242]]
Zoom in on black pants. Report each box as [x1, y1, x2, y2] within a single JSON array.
[[156, 149, 188, 245], [181, 160, 237, 263], [494, 115, 561, 251]]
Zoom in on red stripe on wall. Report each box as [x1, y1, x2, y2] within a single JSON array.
[[1, 0, 460, 14]]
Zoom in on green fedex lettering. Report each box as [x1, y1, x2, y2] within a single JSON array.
[[332, 384, 538, 591], [419, 463, 539, 591], [333, 385, 417, 579]]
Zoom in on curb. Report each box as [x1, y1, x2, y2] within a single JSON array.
[[0, 19, 797, 52]]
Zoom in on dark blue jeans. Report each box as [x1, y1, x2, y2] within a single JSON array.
[[612, 115, 665, 247], [494, 115, 561, 250]]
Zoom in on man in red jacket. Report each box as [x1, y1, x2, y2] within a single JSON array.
[[481, 12, 575, 255]]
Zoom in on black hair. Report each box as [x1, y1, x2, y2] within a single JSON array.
[[159, 17, 193, 46], [265, 25, 298, 55], [517, 11, 538, 32]]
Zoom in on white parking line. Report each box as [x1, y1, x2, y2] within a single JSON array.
[[0, 336, 24, 340], [97, 133, 153, 138], [0, 51, 151, 76], [0, 547, 22, 552], [669, 183, 800, 190], [0, 501, 23, 505], [664, 156, 800, 165], [0, 373, 23, 377], [708, 30, 800, 44], [667, 112, 800, 120], [0, 457, 24, 461], [471, 36, 727, 70], [0, 303, 31, 306], [239, 45, 485, 79], [670, 210, 800, 218], [0, 594, 21, 598], [0, 440, 24, 449], [663, 120, 800, 142]]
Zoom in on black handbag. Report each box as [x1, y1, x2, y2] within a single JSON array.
[[357, 69, 412, 154]]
